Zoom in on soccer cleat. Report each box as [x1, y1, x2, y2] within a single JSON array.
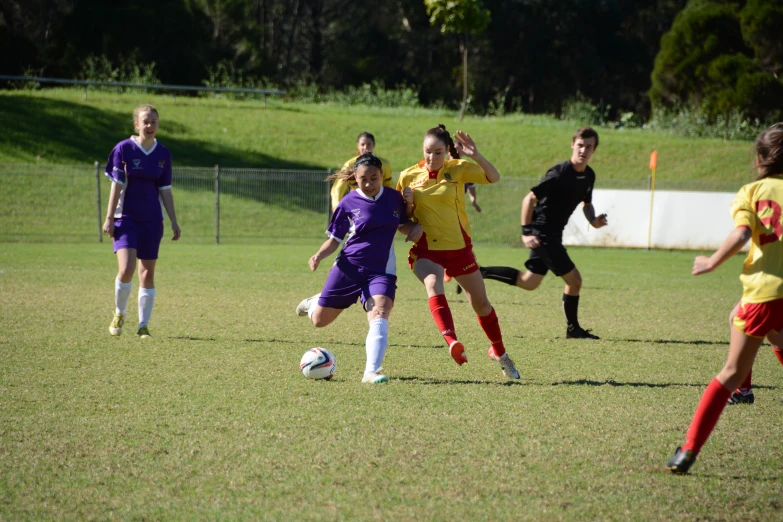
[[137, 326, 152, 339], [456, 284, 463, 294], [362, 371, 389, 384], [295, 295, 317, 317], [449, 340, 468, 365], [667, 446, 696, 474], [727, 389, 755, 405], [109, 313, 124, 336], [487, 348, 521, 379], [566, 325, 600, 339]]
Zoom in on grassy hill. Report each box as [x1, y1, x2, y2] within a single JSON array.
[[0, 89, 757, 183]]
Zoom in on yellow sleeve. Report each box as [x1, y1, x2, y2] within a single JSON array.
[[381, 158, 393, 188], [330, 179, 351, 211], [731, 185, 755, 229], [454, 160, 490, 185]]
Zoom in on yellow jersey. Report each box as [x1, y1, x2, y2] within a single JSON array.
[[330, 155, 393, 211], [396, 159, 490, 251], [731, 175, 783, 303]]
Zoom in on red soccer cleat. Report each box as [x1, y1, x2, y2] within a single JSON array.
[[449, 340, 467, 365]]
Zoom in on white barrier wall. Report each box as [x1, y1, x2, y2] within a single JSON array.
[[562, 189, 739, 250]]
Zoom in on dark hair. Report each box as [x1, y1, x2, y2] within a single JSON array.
[[357, 132, 375, 145], [424, 124, 460, 159], [572, 127, 599, 149], [754, 123, 783, 180], [326, 152, 382, 182]]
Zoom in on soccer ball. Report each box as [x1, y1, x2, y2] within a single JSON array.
[[300, 347, 337, 380]]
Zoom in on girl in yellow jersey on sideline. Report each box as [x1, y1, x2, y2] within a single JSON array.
[[667, 123, 783, 474], [397, 124, 520, 380], [330, 132, 393, 211]]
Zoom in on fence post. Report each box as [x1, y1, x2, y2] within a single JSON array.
[[215, 165, 220, 244], [326, 169, 332, 228], [95, 161, 103, 242]]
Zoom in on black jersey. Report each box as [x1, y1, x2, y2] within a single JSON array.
[[529, 160, 595, 238]]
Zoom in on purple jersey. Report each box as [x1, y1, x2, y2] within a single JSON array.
[[105, 138, 173, 222], [328, 187, 408, 274]]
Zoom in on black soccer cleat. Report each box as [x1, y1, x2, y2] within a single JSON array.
[[566, 326, 600, 339], [667, 446, 696, 474], [727, 390, 755, 405], [456, 284, 463, 294]]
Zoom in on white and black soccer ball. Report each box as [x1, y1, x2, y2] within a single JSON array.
[[300, 347, 337, 380]]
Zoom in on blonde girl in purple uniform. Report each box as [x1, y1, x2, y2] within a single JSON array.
[[103, 104, 181, 338]]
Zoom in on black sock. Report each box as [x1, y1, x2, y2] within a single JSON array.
[[480, 266, 520, 286], [563, 294, 580, 329]]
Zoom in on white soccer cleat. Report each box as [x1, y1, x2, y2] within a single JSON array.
[[362, 371, 389, 384], [488, 348, 520, 379], [109, 312, 125, 336], [295, 294, 319, 317]]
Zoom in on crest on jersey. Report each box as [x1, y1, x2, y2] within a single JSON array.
[[132, 159, 142, 169], [393, 209, 400, 218], [444, 172, 452, 180], [158, 161, 165, 168], [351, 208, 361, 220]]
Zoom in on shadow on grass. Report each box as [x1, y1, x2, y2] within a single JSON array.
[[548, 378, 778, 390], [395, 375, 523, 386], [3, 94, 328, 212]]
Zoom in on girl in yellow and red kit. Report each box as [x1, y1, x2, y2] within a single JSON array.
[[397, 124, 520, 380], [668, 123, 783, 474]]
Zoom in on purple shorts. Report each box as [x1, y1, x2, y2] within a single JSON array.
[[318, 261, 397, 310], [113, 219, 164, 260]]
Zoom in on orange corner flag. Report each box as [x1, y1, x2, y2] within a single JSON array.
[[649, 150, 658, 170]]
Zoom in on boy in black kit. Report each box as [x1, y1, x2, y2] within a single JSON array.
[[481, 127, 608, 339]]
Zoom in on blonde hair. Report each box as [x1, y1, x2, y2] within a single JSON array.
[[132, 104, 159, 124]]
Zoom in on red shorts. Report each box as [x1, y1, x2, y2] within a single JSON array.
[[733, 299, 783, 337], [408, 245, 479, 278]]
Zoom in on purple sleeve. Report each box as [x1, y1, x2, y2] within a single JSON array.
[[326, 205, 351, 242], [397, 193, 408, 225], [159, 151, 173, 189], [104, 144, 125, 184]]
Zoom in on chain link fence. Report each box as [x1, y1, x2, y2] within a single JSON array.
[[0, 163, 747, 244]]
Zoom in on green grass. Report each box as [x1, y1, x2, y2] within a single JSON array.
[[0, 89, 758, 182], [1, 242, 782, 520]]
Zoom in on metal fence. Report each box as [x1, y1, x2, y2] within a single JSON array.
[[0, 163, 747, 244]]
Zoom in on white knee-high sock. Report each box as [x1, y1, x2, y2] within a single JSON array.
[[115, 279, 132, 315], [365, 318, 389, 373], [138, 287, 156, 328]]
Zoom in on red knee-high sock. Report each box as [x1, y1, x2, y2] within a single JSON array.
[[773, 347, 783, 366], [477, 307, 505, 356], [682, 378, 732, 455], [738, 369, 752, 392], [428, 294, 458, 346]]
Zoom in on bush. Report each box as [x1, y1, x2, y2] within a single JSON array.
[[560, 94, 610, 126], [79, 53, 160, 91], [645, 103, 766, 141]]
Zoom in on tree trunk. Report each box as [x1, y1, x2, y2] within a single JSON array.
[[460, 35, 467, 121]]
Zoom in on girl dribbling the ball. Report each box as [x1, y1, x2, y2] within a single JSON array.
[[296, 153, 422, 383]]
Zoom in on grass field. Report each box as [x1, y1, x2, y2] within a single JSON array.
[[0, 89, 757, 183], [1, 241, 782, 520]]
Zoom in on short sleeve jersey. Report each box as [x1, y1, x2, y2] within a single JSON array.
[[530, 161, 595, 237], [105, 138, 172, 222], [731, 175, 783, 303], [328, 187, 408, 274], [396, 159, 489, 251], [330, 155, 393, 211]]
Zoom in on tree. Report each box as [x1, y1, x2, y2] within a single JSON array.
[[424, 0, 490, 119]]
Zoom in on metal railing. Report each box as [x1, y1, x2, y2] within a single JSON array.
[[0, 76, 285, 107], [0, 163, 746, 244]]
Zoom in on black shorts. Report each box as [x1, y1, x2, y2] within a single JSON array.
[[525, 240, 575, 277]]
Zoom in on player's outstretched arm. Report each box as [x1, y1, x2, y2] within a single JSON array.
[[398, 222, 423, 243], [454, 130, 500, 183], [692, 226, 751, 276], [309, 238, 340, 272], [583, 203, 608, 229], [521, 191, 540, 249]]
